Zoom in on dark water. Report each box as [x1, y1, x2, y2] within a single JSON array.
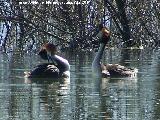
[[0, 48, 160, 120]]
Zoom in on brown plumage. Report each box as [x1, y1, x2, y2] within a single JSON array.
[[101, 64, 138, 77], [92, 24, 138, 78], [25, 43, 70, 79], [38, 43, 57, 61], [42, 43, 57, 54]]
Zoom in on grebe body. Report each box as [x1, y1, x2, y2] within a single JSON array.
[[92, 24, 138, 78], [25, 43, 70, 79]]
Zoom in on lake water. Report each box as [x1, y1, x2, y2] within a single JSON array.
[[0, 48, 160, 120]]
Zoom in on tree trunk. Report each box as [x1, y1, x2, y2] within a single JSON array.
[[114, 0, 134, 47]]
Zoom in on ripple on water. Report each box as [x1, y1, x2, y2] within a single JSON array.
[[1, 50, 160, 119]]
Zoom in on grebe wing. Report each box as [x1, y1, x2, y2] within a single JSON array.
[[105, 64, 138, 77], [28, 63, 60, 78]]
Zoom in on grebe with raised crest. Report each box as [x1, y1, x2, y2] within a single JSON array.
[[92, 24, 138, 78], [25, 43, 70, 79]]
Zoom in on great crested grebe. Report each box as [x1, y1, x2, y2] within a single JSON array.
[[25, 43, 70, 78], [92, 24, 138, 77]]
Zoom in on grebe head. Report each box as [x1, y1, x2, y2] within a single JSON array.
[[38, 49, 48, 60], [38, 43, 57, 62], [44, 43, 57, 55], [98, 24, 111, 44]]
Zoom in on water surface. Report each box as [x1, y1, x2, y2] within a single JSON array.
[[0, 48, 160, 120]]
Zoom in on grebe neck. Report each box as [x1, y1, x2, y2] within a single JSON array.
[[92, 43, 106, 74], [49, 54, 70, 71]]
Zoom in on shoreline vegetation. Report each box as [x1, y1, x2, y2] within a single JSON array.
[[0, 0, 159, 52]]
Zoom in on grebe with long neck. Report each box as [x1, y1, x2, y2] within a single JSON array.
[[92, 25, 138, 77], [25, 43, 70, 79]]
